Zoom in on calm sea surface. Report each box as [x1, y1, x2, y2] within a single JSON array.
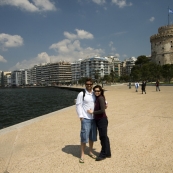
[[0, 88, 79, 129]]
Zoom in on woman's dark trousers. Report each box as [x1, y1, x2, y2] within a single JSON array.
[[95, 117, 111, 158]]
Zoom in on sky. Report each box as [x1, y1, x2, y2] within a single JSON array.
[[0, 0, 173, 71]]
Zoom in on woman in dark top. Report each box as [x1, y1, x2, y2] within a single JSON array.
[[87, 85, 111, 161], [141, 81, 146, 94]]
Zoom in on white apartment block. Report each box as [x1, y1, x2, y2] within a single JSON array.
[[11, 69, 30, 86], [71, 59, 82, 83], [11, 70, 22, 86], [123, 57, 137, 75], [30, 62, 72, 85], [1, 56, 138, 87], [80, 56, 109, 80], [0, 71, 11, 86], [105, 56, 121, 76]]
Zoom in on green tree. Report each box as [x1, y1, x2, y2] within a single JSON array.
[[120, 75, 130, 82], [161, 64, 173, 83], [78, 77, 88, 85], [140, 64, 151, 80], [110, 70, 117, 82], [94, 70, 100, 83], [135, 55, 150, 66], [103, 75, 111, 83], [131, 66, 141, 81], [148, 63, 162, 81]]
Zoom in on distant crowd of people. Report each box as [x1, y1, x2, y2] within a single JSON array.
[[134, 80, 161, 94]]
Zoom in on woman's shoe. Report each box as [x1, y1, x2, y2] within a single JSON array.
[[95, 157, 106, 161], [106, 155, 111, 158]]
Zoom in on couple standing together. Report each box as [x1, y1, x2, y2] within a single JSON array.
[[76, 78, 111, 163]]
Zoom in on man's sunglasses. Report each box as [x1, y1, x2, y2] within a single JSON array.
[[85, 84, 93, 86]]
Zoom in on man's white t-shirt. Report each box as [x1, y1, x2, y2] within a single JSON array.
[[76, 89, 95, 119]]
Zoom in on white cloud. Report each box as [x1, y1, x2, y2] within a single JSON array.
[[32, 0, 56, 11], [114, 31, 127, 36], [111, 0, 132, 8], [0, 55, 7, 63], [10, 52, 53, 70], [92, 0, 106, 5], [115, 53, 120, 58], [109, 41, 114, 47], [122, 54, 127, 58], [0, 33, 23, 50], [49, 37, 104, 61], [0, 0, 56, 12], [111, 47, 116, 51], [109, 41, 116, 52], [64, 29, 94, 40], [149, 17, 155, 22], [10, 29, 104, 70]]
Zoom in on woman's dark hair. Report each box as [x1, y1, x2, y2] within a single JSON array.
[[93, 85, 105, 99]]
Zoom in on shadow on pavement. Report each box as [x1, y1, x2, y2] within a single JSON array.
[[62, 145, 99, 158]]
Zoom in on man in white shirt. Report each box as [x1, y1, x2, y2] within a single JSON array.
[[135, 82, 139, 92], [76, 78, 97, 163]]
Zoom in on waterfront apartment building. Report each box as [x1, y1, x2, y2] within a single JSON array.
[[0, 71, 11, 86], [80, 56, 109, 80], [123, 57, 137, 75], [106, 56, 121, 77], [30, 62, 72, 85], [150, 24, 173, 65], [30, 66, 37, 85], [50, 61, 71, 84], [71, 59, 82, 84], [0, 71, 2, 86], [1, 56, 138, 87], [11, 70, 30, 86], [4, 72, 11, 86], [11, 70, 21, 86], [33, 63, 50, 85]]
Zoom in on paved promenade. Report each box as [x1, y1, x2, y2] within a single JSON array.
[[0, 85, 173, 173]]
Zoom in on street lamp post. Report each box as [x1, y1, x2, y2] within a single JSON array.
[[101, 69, 103, 88], [129, 74, 131, 89]]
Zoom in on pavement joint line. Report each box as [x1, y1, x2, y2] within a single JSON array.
[[4, 129, 19, 173]]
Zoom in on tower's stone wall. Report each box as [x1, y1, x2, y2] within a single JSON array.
[[150, 25, 173, 65]]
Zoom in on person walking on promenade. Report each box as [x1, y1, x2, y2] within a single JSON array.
[[156, 79, 160, 91], [135, 81, 139, 92], [76, 78, 97, 163], [141, 80, 146, 94], [87, 85, 111, 161]]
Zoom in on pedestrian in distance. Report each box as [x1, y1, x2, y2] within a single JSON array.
[[135, 81, 139, 92], [156, 79, 160, 91], [141, 80, 146, 94], [76, 78, 97, 163], [87, 85, 111, 161]]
